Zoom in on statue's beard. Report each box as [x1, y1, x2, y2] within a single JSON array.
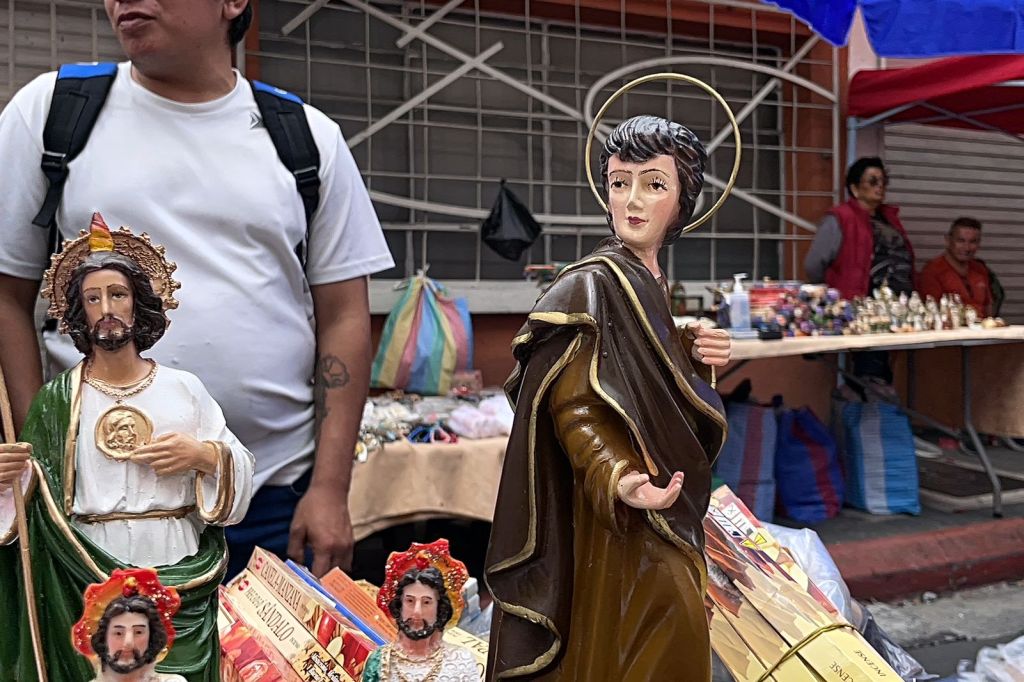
[[397, 617, 441, 641], [103, 648, 148, 674], [91, 315, 134, 352]]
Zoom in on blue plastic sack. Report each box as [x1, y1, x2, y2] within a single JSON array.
[[838, 401, 920, 515], [775, 408, 844, 524], [715, 402, 776, 521]]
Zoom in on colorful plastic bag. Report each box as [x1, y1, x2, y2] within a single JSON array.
[[371, 274, 474, 396], [715, 402, 777, 521], [775, 407, 844, 524], [837, 401, 921, 515]]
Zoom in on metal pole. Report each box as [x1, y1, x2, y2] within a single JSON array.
[[961, 347, 1003, 517], [0, 365, 48, 681]]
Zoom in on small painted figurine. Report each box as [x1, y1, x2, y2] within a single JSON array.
[[73, 567, 186, 682], [362, 539, 478, 681]]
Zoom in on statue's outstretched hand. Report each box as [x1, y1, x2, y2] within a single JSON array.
[[0, 443, 32, 490], [134, 433, 219, 477], [617, 470, 684, 510], [686, 322, 732, 367]]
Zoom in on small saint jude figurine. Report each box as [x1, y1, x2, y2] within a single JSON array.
[[72, 568, 186, 682], [485, 75, 738, 682], [362, 539, 478, 682], [0, 213, 254, 680]]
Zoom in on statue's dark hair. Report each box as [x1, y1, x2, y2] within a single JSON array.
[[387, 567, 454, 630], [64, 252, 167, 355], [845, 156, 886, 196], [229, 3, 253, 46], [599, 115, 708, 245], [91, 595, 167, 671]]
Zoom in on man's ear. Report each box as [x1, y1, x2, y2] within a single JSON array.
[[223, 0, 248, 22]]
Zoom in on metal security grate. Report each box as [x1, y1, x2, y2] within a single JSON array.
[[252, 0, 841, 309]]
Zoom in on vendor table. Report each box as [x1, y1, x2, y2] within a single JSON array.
[[349, 436, 506, 542], [722, 326, 1024, 517]]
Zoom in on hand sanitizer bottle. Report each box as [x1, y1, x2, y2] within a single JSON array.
[[729, 273, 751, 331]]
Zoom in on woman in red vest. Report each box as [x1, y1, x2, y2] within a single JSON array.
[[804, 157, 916, 388], [804, 157, 915, 300]]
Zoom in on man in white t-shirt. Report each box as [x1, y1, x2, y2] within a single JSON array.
[[0, 0, 394, 578]]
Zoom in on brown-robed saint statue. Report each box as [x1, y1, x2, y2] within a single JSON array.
[[484, 108, 737, 681]]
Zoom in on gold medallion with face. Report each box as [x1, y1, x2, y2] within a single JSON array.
[[95, 405, 154, 460]]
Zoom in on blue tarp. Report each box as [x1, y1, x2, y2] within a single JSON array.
[[762, 0, 1024, 57]]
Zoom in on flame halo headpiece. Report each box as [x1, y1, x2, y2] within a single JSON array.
[[378, 538, 469, 628], [72, 567, 181, 663]]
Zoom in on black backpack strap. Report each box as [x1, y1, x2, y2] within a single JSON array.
[[33, 63, 118, 243], [250, 80, 321, 268]]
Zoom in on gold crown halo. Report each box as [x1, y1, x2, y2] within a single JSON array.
[[42, 217, 180, 332]]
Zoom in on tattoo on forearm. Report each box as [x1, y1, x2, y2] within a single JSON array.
[[313, 355, 351, 440]]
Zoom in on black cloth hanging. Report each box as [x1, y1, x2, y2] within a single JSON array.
[[481, 180, 542, 261]]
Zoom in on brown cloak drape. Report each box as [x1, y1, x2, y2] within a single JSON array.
[[484, 239, 727, 681]]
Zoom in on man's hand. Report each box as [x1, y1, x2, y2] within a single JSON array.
[[133, 433, 218, 476], [686, 322, 732, 367], [288, 483, 354, 577], [617, 470, 684, 510], [0, 442, 32, 490]]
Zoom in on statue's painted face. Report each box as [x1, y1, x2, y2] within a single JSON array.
[[607, 153, 681, 255], [82, 269, 135, 352], [104, 611, 150, 673], [399, 581, 440, 640]]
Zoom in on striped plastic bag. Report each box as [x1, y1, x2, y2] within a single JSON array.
[[714, 402, 777, 521], [775, 407, 844, 524], [371, 274, 474, 396], [837, 401, 920, 515]]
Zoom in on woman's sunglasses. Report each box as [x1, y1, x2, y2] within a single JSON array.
[[863, 174, 889, 188]]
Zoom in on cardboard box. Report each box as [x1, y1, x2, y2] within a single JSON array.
[[224, 570, 356, 682], [705, 486, 902, 682], [247, 548, 376, 679], [318, 566, 397, 642], [219, 586, 302, 682]]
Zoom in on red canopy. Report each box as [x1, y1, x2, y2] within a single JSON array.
[[848, 55, 1024, 134]]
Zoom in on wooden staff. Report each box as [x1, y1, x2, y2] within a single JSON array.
[[0, 364, 48, 682]]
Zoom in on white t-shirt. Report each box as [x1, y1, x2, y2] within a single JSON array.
[[0, 63, 394, 489]]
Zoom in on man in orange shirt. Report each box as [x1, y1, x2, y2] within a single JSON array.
[[918, 217, 993, 317]]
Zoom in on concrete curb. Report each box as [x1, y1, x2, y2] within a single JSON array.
[[826, 518, 1024, 601]]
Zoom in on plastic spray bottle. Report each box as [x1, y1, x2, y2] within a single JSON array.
[[728, 273, 750, 331]]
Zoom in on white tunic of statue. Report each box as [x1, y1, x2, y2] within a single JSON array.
[[72, 364, 254, 567]]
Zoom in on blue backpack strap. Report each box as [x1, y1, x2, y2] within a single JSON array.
[[250, 80, 321, 268], [33, 62, 118, 238]]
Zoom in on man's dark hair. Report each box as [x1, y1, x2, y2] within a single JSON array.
[[950, 216, 982, 234], [229, 3, 253, 46], [387, 567, 454, 630], [600, 115, 708, 245], [91, 595, 168, 671], [65, 252, 168, 355], [845, 156, 886, 196]]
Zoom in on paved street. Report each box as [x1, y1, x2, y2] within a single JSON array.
[[869, 581, 1024, 679]]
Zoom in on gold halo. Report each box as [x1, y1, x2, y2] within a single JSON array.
[[41, 226, 180, 332], [584, 72, 742, 235]]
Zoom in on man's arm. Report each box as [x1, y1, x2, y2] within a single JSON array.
[[0, 274, 43, 434], [288, 275, 372, 576], [803, 214, 843, 283]]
